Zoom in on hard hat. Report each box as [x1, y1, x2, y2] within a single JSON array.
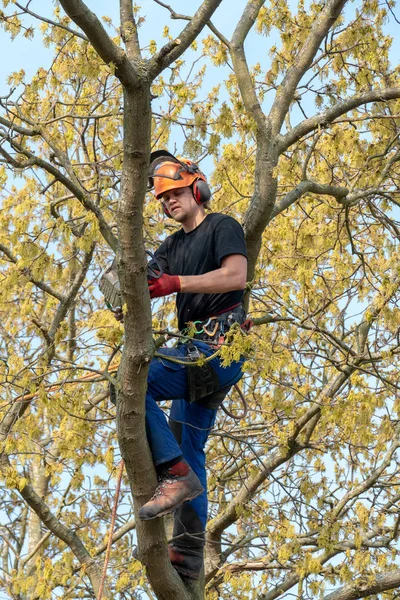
[[149, 151, 211, 209]]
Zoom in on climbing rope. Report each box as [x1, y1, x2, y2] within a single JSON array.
[[221, 383, 248, 420], [97, 459, 125, 600]]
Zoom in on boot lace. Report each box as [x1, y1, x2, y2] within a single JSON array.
[[151, 476, 176, 499]]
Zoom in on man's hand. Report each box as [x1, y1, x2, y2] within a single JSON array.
[[148, 273, 181, 299]]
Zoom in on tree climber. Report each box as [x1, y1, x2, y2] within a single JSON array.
[[115, 150, 247, 579]]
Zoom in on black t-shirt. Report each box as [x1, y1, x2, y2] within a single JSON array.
[[155, 213, 247, 330]]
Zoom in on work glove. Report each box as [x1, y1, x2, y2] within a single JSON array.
[[148, 272, 181, 299]]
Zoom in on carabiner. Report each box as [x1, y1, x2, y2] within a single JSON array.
[[192, 320, 204, 334]]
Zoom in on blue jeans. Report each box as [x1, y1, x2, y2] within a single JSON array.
[[146, 341, 243, 528]]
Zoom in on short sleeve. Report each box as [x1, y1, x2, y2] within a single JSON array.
[[152, 238, 171, 275], [214, 216, 247, 267]]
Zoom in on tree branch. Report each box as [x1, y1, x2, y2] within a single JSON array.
[[230, 0, 267, 133], [148, 0, 224, 80], [270, 0, 348, 135], [270, 180, 349, 219], [323, 570, 400, 600], [0, 452, 101, 595], [48, 243, 95, 343], [152, 0, 230, 46], [58, 0, 139, 90], [0, 243, 63, 300], [120, 0, 141, 61], [19, 478, 102, 593], [280, 87, 400, 151], [14, 2, 88, 41], [0, 134, 117, 251]]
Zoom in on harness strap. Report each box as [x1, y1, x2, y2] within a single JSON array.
[[185, 341, 220, 404]]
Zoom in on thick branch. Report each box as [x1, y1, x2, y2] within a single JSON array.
[[270, 0, 348, 135], [323, 570, 400, 600], [270, 180, 349, 219], [120, 0, 141, 61], [230, 0, 267, 133], [280, 88, 400, 151], [148, 0, 224, 79], [58, 0, 139, 90], [116, 88, 187, 598], [0, 115, 40, 136]]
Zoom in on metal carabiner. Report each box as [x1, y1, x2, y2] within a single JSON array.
[[192, 320, 204, 335], [203, 318, 219, 337]]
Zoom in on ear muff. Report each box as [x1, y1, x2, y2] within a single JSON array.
[[192, 179, 211, 205]]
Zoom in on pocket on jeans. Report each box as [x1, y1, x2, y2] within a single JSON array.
[[156, 348, 188, 371]]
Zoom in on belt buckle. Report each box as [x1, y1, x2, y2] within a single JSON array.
[[187, 344, 202, 361]]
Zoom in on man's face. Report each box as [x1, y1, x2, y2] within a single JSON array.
[[161, 186, 198, 222]]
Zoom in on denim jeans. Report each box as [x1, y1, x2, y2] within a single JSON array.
[[146, 341, 243, 528]]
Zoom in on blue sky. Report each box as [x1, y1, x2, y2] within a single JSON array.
[[1, 0, 398, 171], [1, 1, 398, 84], [0, 1, 258, 83]]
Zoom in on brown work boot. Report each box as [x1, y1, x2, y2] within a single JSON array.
[[138, 461, 203, 520]]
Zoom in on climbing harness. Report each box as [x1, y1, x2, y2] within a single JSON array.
[[182, 304, 247, 346], [169, 304, 249, 410]]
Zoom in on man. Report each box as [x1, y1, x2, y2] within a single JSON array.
[[117, 151, 247, 579]]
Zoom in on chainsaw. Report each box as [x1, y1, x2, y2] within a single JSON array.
[[99, 251, 163, 309]]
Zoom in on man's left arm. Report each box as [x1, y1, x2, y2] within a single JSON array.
[[179, 254, 247, 293], [148, 254, 247, 299]]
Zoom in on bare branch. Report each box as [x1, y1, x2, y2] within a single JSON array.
[[93, 518, 136, 556], [58, 0, 139, 90], [280, 87, 400, 151], [153, 0, 229, 46], [120, 0, 141, 61], [323, 570, 400, 600], [148, 0, 224, 80], [230, 0, 267, 133], [270, 0, 348, 135], [14, 2, 88, 41]]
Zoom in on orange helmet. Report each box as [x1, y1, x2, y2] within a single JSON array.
[[149, 150, 211, 207]]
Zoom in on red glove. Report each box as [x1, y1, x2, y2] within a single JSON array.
[[148, 273, 181, 299]]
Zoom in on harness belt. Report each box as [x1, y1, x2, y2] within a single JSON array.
[[184, 304, 246, 407], [186, 304, 246, 345]]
